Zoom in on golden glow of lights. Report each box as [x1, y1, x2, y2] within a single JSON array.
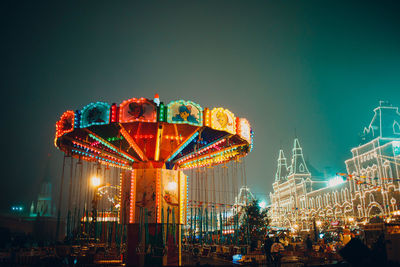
[[91, 176, 101, 187], [167, 181, 178, 191]]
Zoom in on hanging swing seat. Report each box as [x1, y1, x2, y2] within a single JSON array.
[[135, 245, 146, 255], [152, 247, 165, 258], [201, 246, 211, 257]]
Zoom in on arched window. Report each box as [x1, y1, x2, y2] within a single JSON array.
[[369, 193, 375, 203], [299, 163, 305, 172], [345, 188, 350, 202], [393, 121, 400, 134], [385, 164, 393, 183]]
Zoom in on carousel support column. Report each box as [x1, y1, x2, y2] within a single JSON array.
[[67, 156, 74, 239], [154, 123, 163, 161], [56, 154, 67, 242], [126, 169, 140, 267], [178, 170, 182, 266]]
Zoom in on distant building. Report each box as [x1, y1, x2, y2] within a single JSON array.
[[30, 182, 55, 217], [30, 158, 56, 217], [269, 101, 400, 230]]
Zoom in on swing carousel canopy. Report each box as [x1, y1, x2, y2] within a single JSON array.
[[54, 95, 254, 170]]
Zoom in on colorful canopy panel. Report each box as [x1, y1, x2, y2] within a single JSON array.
[[55, 96, 254, 170]]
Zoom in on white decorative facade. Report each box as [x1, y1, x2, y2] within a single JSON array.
[[269, 102, 400, 229]]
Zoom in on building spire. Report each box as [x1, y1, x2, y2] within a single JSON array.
[[290, 138, 310, 175], [275, 149, 288, 182]]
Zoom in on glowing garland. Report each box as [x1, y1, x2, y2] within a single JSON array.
[[87, 132, 135, 162], [179, 172, 186, 224], [119, 97, 157, 123], [56, 110, 75, 138], [166, 131, 200, 162], [129, 170, 136, 223], [110, 104, 118, 123], [175, 136, 228, 164], [159, 103, 166, 122], [156, 169, 161, 223], [71, 142, 129, 165], [80, 102, 111, 128], [166, 100, 203, 126], [71, 149, 131, 169], [237, 118, 251, 143], [66, 136, 131, 165], [57, 98, 252, 145], [55, 97, 254, 171], [119, 124, 148, 161], [179, 145, 243, 169], [210, 107, 236, 135], [337, 173, 400, 188]]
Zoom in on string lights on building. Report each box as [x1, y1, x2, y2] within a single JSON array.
[[270, 101, 400, 230]]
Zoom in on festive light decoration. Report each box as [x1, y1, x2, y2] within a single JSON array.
[[179, 145, 242, 169], [56, 110, 75, 138], [158, 103, 166, 122], [210, 107, 236, 134], [80, 102, 110, 128], [237, 118, 251, 143], [394, 141, 400, 156], [156, 169, 161, 223], [119, 97, 157, 123], [107, 136, 124, 142], [110, 103, 119, 123], [175, 135, 228, 164], [179, 172, 186, 224], [167, 100, 203, 126], [166, 131, 200, 162], [250, 129, 254, 152], [204, 108, 211, 127], [119, 124, 148, 161], [270, 102, 400, 230], [54, 95, 254, 252], [328, 176, 345, 187], [154, 124, 163, 161], [69, 137, 130, 164], [259, 200, 267, 210], [154, 93, 160, 106], [129, 170, 136, 223], [74, 110, 81, 129], [55, 96, 252, 168], [87, 131, 135, 162], [91, 176, 101, 187]]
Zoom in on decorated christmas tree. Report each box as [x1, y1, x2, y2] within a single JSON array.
[[240, 199, 269, 249]]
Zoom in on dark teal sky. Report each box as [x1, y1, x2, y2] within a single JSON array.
[[1, 1, 400, 210]]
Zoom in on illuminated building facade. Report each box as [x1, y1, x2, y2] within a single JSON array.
[[269, 102, 400, 229]]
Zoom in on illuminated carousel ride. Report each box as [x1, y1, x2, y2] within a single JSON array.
[[54, 94, 253, 265]]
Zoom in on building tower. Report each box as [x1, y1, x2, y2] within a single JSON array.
[[275, 149, 288, 182], [288, 138, 311, 178]]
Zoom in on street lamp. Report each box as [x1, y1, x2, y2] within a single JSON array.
[[259, 200, 267, 210], [91, 176, 101, 187], [166, 181, 178, 191]]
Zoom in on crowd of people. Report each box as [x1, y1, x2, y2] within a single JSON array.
[[262, 233, 346, 267]]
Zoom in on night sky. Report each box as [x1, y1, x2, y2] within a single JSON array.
[[2, 1, 400, 211]]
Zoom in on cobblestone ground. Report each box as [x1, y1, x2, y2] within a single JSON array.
[[182, 252, 307, 266]]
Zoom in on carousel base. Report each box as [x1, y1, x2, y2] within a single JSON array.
[[126, 223, 181, 267]]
